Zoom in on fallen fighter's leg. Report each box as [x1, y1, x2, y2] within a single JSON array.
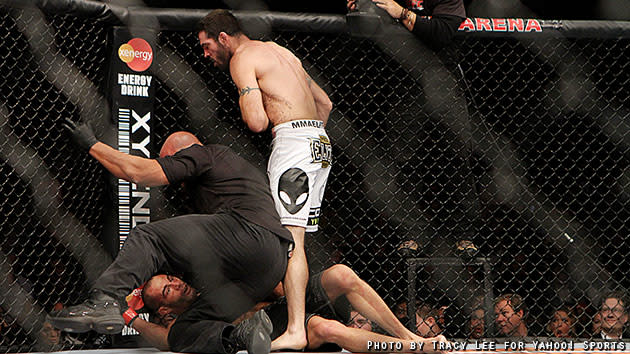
[[306, 315, 448, 353], [319, 264, 422, 341]]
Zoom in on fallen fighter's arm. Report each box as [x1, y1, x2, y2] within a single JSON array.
[[130, 316, 174, 351]]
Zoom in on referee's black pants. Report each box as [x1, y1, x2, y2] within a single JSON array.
[[93, 213, 289, 353]]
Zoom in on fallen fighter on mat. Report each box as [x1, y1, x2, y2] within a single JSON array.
[[131, 264, 449, 353]]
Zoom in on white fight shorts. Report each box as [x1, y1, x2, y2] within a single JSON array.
[[268, 119, 332, 232]]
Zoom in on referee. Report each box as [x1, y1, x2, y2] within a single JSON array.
[[49, 124, 293, 354]]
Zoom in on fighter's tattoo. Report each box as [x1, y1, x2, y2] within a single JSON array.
[[239, 86, 261, 96]]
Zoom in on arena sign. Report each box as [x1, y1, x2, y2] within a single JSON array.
[[459, 17, 543, 32], [108, 27, 156, 338]]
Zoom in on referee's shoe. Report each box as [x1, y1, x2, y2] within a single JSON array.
[[229, 309, 273, 354], [47, 290, 124, 334]]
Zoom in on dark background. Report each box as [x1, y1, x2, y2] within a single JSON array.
[[102, 0, 630, 20]]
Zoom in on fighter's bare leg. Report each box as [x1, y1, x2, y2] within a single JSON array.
[[321, 264, 421, 341], [270, 225, 308, 350], [307, 316, 447, 353]]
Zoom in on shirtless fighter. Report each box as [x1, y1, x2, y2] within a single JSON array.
[[197, 9, 333, 351]]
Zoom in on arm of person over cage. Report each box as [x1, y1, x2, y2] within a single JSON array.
[[230, 49, 270, 133], [373, 0, 464, 50], [89, 142, 169, 187]]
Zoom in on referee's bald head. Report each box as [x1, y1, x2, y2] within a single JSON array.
[[160, 131, 202, 157]]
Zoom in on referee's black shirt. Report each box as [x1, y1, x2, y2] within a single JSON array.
[[156, 144, 293, 243]]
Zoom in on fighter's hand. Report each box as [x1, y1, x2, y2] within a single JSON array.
[[62, 118, 98, 152], [126, 284, 145, 311], [122, 284, 145, 327], [347, 0, 357, 11], [372, 0, 404, 19], [123, 308, 139, 326]]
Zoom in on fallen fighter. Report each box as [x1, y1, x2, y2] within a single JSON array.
[[129, 264, 449, 353]]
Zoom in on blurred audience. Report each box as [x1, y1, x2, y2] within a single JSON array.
[[547, 306, 575, 338], [467, 295, 485, 339], [469, 307, 485, 339], [415, 303, 442, 337], [0, 306, 30, 348], [347, 310, 373, 331], [494, 293, 528, 337], [598, 291, 628, 339], [37, 305, 84, 350], [395, 300, 409, 323]]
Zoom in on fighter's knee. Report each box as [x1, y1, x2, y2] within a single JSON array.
[[309, 317, 345, 342], [327, 264, 359, 291]]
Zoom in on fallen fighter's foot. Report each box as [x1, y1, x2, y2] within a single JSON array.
[[270, 328, 308, 351], [47, 291, 124, 334], [231, 309, 273, 354]]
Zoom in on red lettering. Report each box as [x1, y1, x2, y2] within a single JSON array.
[[525, 19, 542, 32], [476, 18, 491, 31], [507, 18, 524, 32], [459, 17, 475, 31], [492, 18, 507, 31]]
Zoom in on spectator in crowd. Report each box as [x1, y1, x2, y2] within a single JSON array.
[[494, 293, 528, 337], [547, 306, 575, 338], [469, 307, 485, 339], [39, 322, 61, 346], [598, 291, 628, 339], [395, 300, 409, 323], [348, 310, 373, 332], [415, 303, 442, 338], [37, 306, 85, 350]]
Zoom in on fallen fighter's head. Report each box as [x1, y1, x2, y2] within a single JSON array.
[[142, 274, 200, 322]]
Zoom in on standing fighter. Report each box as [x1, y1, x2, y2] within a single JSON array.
[[197, 9, 333, 351]]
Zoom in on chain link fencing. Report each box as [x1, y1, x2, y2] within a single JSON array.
[[0, 2, 629, 351]]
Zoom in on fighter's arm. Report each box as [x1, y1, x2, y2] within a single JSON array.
[[89, 142, 169, 187], [305, 72, 333, 126], [130, 316, 174, 351], [230, 49, 270, 133]]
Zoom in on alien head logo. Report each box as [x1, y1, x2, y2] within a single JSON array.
[[278, 168, 309, 214]]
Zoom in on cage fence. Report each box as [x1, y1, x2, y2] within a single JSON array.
[[0, 2, 629, 352]]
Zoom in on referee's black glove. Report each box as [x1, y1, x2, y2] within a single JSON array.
[[63, 118, 98, 152]]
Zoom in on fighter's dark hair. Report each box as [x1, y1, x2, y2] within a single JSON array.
[[196, 9, 243, 40]]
